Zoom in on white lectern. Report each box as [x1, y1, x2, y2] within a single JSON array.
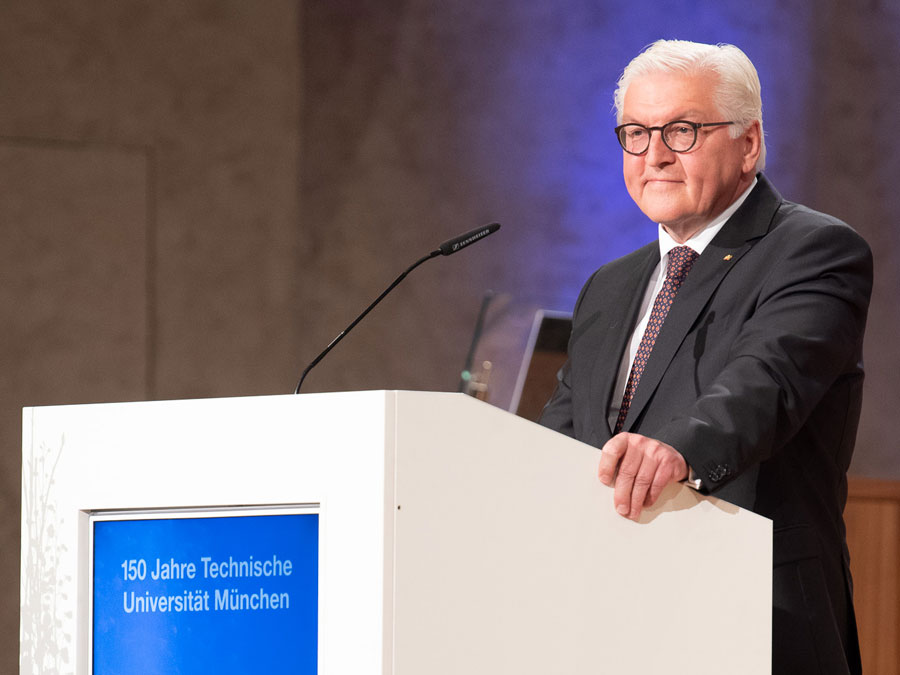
[[22, 391, 771, 674]]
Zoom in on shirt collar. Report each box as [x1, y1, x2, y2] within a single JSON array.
[[657, 177, 758, 258]]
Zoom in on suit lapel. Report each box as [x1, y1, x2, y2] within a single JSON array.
[[587, 244, 658, 440], [622, 175, 783, 432]]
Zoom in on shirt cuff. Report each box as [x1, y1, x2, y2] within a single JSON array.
[[683, 465, 703, 490]]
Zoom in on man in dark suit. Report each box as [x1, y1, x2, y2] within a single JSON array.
[[539, 40, 872, 674]]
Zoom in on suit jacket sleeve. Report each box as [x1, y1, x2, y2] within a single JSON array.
[[537, 268, 603, 439], [655, 214, 872, 490]]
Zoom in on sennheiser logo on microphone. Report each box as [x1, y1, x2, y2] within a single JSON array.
[[450, 227, 493, 253], [437, 223, 499, 257]]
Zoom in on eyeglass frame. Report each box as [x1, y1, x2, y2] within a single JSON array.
[[614, 120, 735, 155]]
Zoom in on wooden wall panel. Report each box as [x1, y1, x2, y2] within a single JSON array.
[[845, 478, 900, 675]]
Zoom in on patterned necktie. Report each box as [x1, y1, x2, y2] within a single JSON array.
[[614, 245, 699, 434]]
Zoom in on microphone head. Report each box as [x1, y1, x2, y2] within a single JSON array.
[[438, 223, 501, 256]]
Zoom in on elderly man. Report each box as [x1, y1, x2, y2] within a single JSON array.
[[539, 40, 871, 674]]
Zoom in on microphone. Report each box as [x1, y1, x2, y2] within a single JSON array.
[[293, 223, 501, 394], [438, 222, 501, 255]]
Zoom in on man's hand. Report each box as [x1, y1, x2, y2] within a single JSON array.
[[598, 433, 688, 520]]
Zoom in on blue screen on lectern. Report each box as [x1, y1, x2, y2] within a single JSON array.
[[92, 510, 318, 674]]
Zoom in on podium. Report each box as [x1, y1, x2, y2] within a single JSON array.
[[21, 391, 771, 674]]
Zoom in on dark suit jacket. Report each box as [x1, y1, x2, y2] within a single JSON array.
[[539, 174, 872, 675]]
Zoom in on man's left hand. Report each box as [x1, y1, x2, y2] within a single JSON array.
[[598, 433, 688, 520]]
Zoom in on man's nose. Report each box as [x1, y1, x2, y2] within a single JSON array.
[[644, 130, 675, 166]]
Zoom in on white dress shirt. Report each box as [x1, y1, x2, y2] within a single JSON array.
[[606, 178, 758, 432]]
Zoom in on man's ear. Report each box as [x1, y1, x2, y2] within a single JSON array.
[[741, 120, 762, 174]]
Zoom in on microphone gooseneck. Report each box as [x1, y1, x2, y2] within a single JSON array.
[[293, 223, 501, 394]]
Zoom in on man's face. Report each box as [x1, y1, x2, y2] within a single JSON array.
[[621, 70, 760, 241]]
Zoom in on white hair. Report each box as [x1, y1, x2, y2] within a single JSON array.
[[614, 40, 766, 171]]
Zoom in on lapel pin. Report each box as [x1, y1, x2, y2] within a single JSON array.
[[723, 254, 733, 261]]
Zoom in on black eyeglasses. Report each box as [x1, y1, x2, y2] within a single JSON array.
[[614, 120, 735, 155]]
